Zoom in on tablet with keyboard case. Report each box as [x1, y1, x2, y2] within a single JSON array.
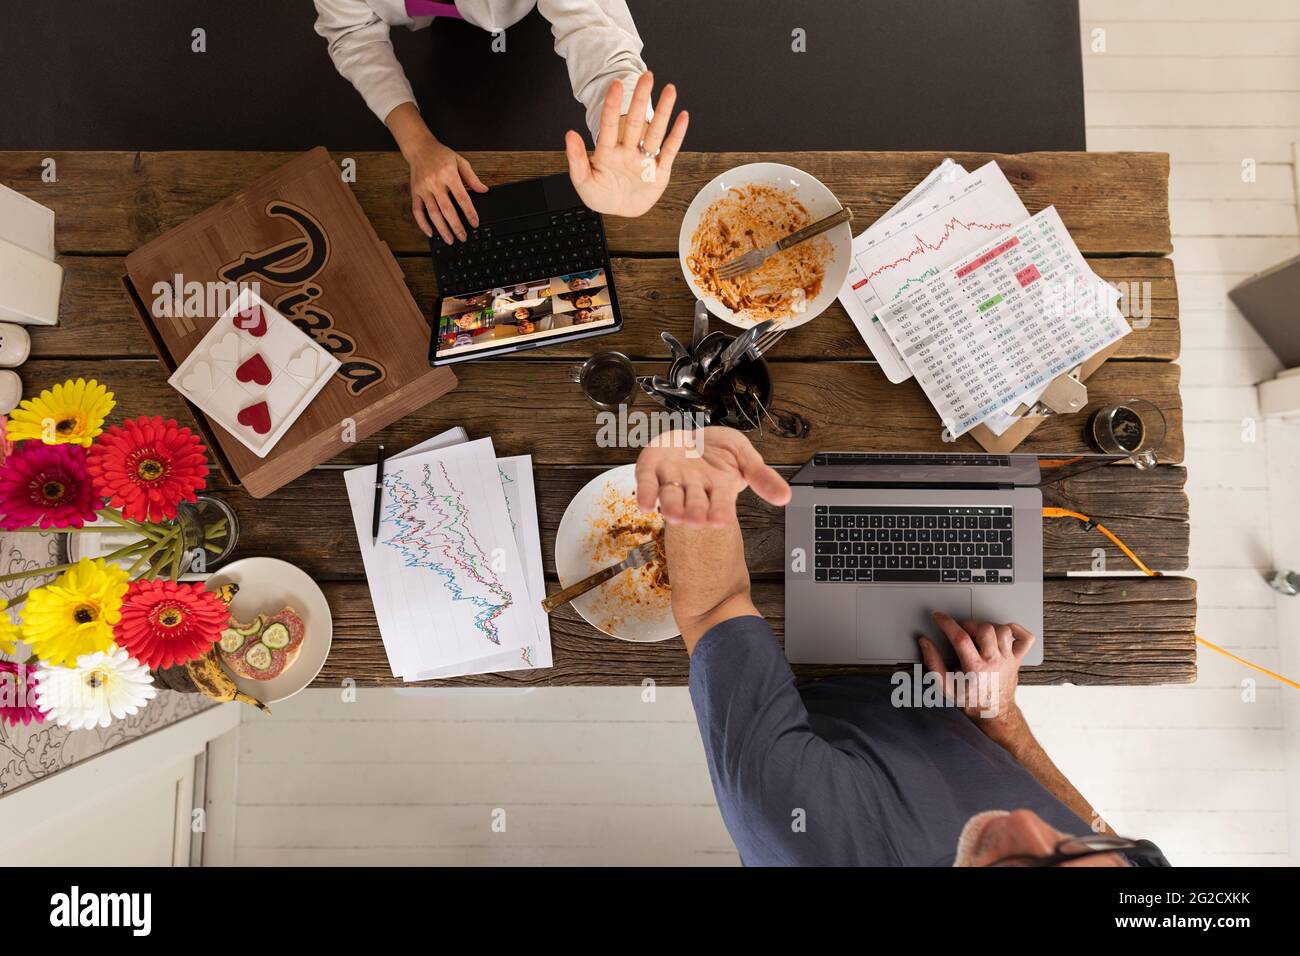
[[428, 173, 622, 365]]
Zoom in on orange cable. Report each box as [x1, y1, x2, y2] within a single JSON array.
[[1042, 507, 1299, 690]]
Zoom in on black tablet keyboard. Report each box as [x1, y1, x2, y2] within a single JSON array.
[[813, 505, 1014, 584], [433, 207, 607, 295]]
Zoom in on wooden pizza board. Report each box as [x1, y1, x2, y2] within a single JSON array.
[[123, 147, 456, 497]]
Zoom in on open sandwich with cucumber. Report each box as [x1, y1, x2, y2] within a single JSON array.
[[219, 606, 306, 680]]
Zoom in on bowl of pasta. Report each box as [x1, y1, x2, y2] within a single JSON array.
[[679, 162, 852, 330]]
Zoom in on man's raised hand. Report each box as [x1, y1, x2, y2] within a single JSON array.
[[634, 427, 790, 528]]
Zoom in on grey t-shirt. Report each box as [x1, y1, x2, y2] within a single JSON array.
[[688, 615, 1089, 866]]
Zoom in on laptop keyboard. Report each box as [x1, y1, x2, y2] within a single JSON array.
[[434, 207, 607, 295], [813, 505, 1014, 584]]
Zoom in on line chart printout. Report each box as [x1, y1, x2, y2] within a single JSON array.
[[345, 437, 542, 680], [839, 161, 1029, 383], [372, 426, 552, 678], [401, 454, 551, 681], [875, 206, 1131, 438]]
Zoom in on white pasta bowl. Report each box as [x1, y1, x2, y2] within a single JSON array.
[[678, 162, 852, 330]]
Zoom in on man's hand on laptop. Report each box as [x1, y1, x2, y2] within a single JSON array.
[[565, 72, 689, 219], [635, 427, 790, 527], [918, 612, 1036, 728]]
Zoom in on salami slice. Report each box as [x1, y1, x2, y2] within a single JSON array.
[[219, 606, 306, 681]]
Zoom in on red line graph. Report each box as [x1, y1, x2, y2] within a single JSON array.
[[852, 216, 1015, 290]]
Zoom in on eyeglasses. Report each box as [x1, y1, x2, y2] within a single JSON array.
[[991, 834, 1171, 867]]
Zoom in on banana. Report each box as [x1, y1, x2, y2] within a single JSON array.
[[184, 647, 270, 713]]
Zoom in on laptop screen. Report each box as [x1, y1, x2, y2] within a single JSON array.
[[433, 268, 617, 360], [792, 452, 1130, 488]]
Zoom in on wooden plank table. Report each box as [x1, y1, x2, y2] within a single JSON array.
[[0, 150, 1195, 685]]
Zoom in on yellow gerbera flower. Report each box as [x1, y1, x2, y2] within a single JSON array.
[[0, 598, 19, 656], [6, 378, 116, 447], [20, 558, 130, 667]]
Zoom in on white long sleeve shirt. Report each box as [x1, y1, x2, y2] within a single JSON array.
[[312, 0, 647, 140]]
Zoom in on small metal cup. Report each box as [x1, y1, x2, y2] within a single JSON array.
[[570, 351, 637, 410]]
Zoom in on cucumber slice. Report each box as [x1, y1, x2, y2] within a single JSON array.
[[219, 628, 245, 653], [233, 615, 264, 637], [244, 642, 273, 671], [261, 622, 291, 649]]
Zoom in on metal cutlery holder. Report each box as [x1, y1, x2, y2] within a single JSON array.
[[638, 329, 808, 438]]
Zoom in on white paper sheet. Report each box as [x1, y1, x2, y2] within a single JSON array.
[[402, 454, 552, 680], [344, 437, 543, 680], [839, 161, 1029, 383], [874, 206, 1132, 437], [346, 428, 552, 680]]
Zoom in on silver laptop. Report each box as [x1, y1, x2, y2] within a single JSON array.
[[784, 452, 1126, 666]]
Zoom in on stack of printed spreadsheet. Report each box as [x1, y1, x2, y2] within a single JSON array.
[[838, 160, 1131, 438]]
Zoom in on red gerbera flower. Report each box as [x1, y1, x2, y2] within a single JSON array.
[[0, 662, 44, 726], [87, 416, 209, 522], [0, 442, 100, 530], [115, 579, 231, 669]]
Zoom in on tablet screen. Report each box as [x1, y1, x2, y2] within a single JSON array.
[[434, 268, 616, 360]]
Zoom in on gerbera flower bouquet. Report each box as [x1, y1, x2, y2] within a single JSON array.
[[0, 378, 237, 729]]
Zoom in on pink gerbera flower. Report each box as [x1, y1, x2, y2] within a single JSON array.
[[0, 442, 100, 530], [0, 662, 44, 726]]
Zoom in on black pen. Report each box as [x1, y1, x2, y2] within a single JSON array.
[[371, 444, 386, 544]]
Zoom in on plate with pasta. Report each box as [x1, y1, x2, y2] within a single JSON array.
[[554, 464, 677, 643], [679, 162, 852, 330]]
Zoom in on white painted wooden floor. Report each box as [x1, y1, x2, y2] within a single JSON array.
[[230, 1, 1300, 866]]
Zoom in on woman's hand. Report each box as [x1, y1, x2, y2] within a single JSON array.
[[918, 612, 1036, 727], [385, 103, 487, 243], [406, 137, 489, 243], [634, 427, 790, 527], [565, 71, 688, 219]]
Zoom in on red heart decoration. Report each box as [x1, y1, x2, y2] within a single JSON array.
[[234, 306, 268, 337], [235, 353, 272, 386], [236, 401, 272, 435]]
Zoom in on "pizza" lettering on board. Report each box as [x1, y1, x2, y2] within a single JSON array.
[[219, 201, 387, 395]]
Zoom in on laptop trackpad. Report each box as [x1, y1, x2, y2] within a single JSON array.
[[856, 587, 973, 663]]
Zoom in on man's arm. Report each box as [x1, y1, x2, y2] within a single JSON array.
[[919, 614, 1114, 834], [634, 428, 897, 865], [979, 707, 1114, 834], [664, 521, 758, 655], [633, 427, 789, 652]]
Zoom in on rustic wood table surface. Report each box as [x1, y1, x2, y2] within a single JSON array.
[[0, 149, 1194, 686]]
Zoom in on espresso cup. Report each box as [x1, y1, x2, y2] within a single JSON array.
[[570, 352, 637, 410]]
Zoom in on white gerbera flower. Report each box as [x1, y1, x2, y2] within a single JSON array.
[[34, 644, 157, 729]]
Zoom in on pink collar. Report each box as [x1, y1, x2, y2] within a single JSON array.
[[405, 1, 464, 18]]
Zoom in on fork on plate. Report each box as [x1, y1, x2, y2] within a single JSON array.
[[715, 206, 852, 281]]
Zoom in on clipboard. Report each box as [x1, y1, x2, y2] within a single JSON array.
[[968, 340, 1124, 453]]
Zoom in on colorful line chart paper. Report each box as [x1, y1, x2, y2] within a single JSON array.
[[839, 161, 1029, 383], [365, 430, 551, 679], [345, 436, 548, 680], [403, 454, 551, 679], [874, 206, 1131, 438]]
